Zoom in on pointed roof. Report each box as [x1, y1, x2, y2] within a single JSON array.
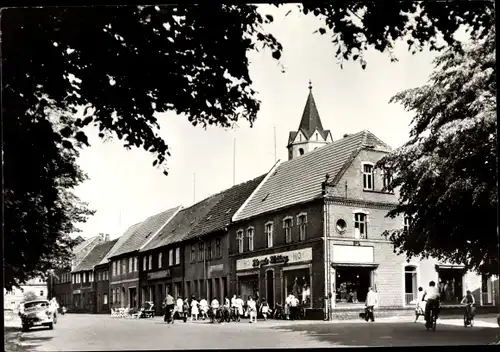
[[73, 239, 119, 272], [97, 222, 142, 265], [71, 235, 104, 270], [296, 83, 329, 141], [233, 130, 392, 221], [109, 206, 181, 258]]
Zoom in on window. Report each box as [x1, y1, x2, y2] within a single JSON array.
[[104, 271, 108, 280], [404, 266, 418, 305], [143, 256, 147, 271], [336, 218, 347, 234], [362, 163, 374, 190], [284, 217, 293, 243], [299, 148, 305, 156], [148, 255, 153, 269], [236, 230, 244, 253], [403, 215, 411, 233], [207, 240, 212, 260], [169, 249, 174, 266], [354, 212, 368, 239], [72, 274, 75, 284], [191, 245, 196, 262], [112, 262, 116, 276], [103, 293, 108, 305], [382, 168, 393, 192], [158, 252, 163, 268], [81, 273, 84, 283], [116, 260, 121, 275], [121, 259, 126, 274], [175, 247, 180, 265], [40, 290, 44, 296], [297, 213, 307, 241], [215, 238, 222, 258], [247, 227, 254, 251], [89, 272, 93, 282], [129, 257, 133, 273], [265, 222, 273, 248], [335, 267, 373, 303], [199, 242, 205, 261], [134, 257, 138, 272]]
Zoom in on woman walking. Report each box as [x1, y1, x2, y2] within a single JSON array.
[[191, 297, 199, 321], [247, 296, 257, 323]]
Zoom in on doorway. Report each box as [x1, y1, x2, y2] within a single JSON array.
[[404, 266, 418, 305], [438, 268, 464, 304], [129, 287, 137, 308], [266, 270, 275, 308]]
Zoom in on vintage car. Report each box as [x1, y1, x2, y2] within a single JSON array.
[[20, 299, 57, 331]]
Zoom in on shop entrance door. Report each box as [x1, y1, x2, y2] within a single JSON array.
[[266, 271, 274, 307]]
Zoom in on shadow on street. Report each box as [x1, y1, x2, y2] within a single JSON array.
[[269, 321, 499, 346]]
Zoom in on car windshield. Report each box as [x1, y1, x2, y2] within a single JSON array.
[[24, 301, 49, 310]]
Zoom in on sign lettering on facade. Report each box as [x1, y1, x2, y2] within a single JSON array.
[[147, 269, 171, 281], [236, 247, 313, 271], [331, 244, 374, 264]]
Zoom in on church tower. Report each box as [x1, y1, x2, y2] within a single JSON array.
[[287, 81, 333, 160]]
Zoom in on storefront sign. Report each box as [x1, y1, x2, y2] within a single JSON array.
[[208, 264, 224, 275], [147, 269, 171, 281], [236, 248, 313, 271], [331, 244, 374, 264], [72, 289, 81, 294]]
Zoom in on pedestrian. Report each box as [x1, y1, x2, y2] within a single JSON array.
[[259, 298, 270, 321], [210, 297, 220, 322], [290, 294, 299, 320], [285, 293, 292, 320], [191, 297, 199, 321], [247, 296, 257, 323], [415, 287, 426, 323], [231, 294, 238, 319], [199, 297, 209, 320], [236, 295, 244, 318], [365, 287, 378, 322], [163, 292, 175, 323], [49, 297, 59, 322], [173, 296, 183, 320]]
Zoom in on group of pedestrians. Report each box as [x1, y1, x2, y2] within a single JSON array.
[[163, 292, 272, 323]]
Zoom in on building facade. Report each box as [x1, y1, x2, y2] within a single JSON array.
[[4, 277, 48, 311]]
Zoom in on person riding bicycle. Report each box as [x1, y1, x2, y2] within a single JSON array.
[[461, 290, 475, 322], [210, 297, 220, 322], [422, 281, 440, 328], [231, 294, 238, 319]]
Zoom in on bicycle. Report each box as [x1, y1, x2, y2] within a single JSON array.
[[425, 302, 438, 332], [463, 303, 474, 328]]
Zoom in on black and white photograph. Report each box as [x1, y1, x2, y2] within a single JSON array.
[[3, 2, 499, 350]]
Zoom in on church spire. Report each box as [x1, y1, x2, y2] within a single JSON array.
[[298, 81, 324, 139]]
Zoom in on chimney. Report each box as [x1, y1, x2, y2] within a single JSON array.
[[105, 234, 110, 242]]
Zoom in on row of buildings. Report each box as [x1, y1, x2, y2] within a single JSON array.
[[49, 85, 499, 318]]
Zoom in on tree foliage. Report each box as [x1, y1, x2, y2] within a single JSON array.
[[23, 291, 39, 302], [377, 26, 497, 276], [2, 3, 495, 289]]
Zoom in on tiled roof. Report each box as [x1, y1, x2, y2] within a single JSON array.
[[184, 174, 266, 241], [141, 195, 225, 252], [99, 222, 142, 265], [72, 235, 103, 269], [73, 235, 97, 254], [73, 239, 118, 272], [233, 130, 392, 221], [109, 206, 181, 258]]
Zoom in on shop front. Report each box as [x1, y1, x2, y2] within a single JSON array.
[[235, 247, 315, 311], [329, 243, 379, 308], [140, 267, 183, 314]]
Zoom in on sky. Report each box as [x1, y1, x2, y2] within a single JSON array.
[[73, 5, 447, 240]]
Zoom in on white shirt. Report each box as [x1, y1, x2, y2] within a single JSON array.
[[235, 298, 243, 308], [290, 297, 299, 307], [424, 286, 440, 300], [247, 300, 256, 311], [231, 297, 237, 307], [200, 299, 208, 308], [211, 299, 219, 308], [365, 291, 378, 307], [176, 298, 183, 308]]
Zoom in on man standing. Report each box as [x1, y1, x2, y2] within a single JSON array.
[[365, 287, 378, 322], [163, 292, 175, 322]]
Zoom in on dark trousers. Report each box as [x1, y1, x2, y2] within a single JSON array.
[[164, 304, 174, 321], [365, 306, 375, 322], [424, 299, 439, 324]]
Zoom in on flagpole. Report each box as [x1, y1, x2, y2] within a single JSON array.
[[233, 138, 236, 186], [193, 173, 196, 204], [274, 126, 277, 163]]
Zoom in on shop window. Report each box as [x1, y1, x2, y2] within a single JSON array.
[[283, 270, 311, 306], [297, 213, 307, 241], [247, 227, 254, 251], [265, 222, 273, 248], [236, 230, 244, 253], [191, 244, 196, 262], [354, 212, 368, 239], [158, 252, 163, 268], [199, 242, 205, 261], [438, 268, 464, 304], [335, 267, 373, 304], [283, 217, 293, 243], [238, 274, 259, 301], [362, 163, 374, 190], [207, 240, 212, 260], [129, 257, 134, 273], [175, 247, 180, 265], [404, 265, 418, 305], [215, 238, 222, 258], [148, 255, 153, 270]]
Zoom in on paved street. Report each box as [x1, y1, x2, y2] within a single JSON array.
[[4, 313, 499, 350]]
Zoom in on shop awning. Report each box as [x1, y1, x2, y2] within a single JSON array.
[[331, 263, 379, 268], [435, 264, 466, 270]]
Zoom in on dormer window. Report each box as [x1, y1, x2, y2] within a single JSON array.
[[362, 163, 374, 190]]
